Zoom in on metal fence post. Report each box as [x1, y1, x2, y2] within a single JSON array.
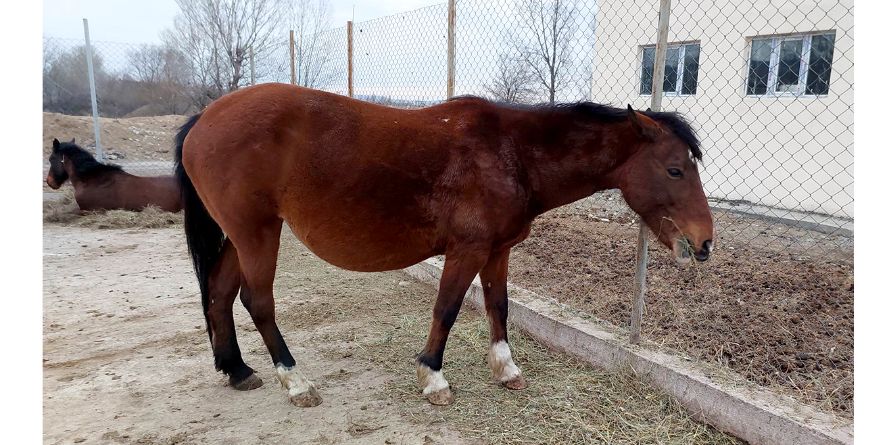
[[82, 18, 103, 161], [446, 0, 456, 99], [629, 0, 671, 345], [289, 30, 296, 85], [347, 21, 354, 98]]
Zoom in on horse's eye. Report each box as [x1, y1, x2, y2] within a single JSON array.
[[667, 168, 683, 178]]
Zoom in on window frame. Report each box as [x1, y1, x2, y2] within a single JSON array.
[[638, 41, 701, 97], [745, 31, 836, 98]]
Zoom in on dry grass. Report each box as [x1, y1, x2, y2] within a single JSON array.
[[43, 189, 182, 229], [360, 312, 741, 444], [271, 232, 741, 444]]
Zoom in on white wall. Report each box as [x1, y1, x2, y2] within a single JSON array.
[[592, 0, 853, 217]]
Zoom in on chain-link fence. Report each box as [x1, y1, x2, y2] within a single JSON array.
[[43, 31, 294, 176], [42, 0, 853, 257], [310, 0, 854, 414], [42, 0, 853, 415], [341, 0, 852, 255]]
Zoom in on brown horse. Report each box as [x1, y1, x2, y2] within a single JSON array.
[[46, 138, 181, 212], [174, 83, 713, 407]]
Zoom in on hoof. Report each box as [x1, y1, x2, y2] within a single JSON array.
[[502, 374, 527, 390], [231, 373, 264, 391], [289, 386, 323, 407], [425, 387, 454, 406]]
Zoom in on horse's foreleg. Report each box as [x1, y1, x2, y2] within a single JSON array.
[[480, 248, 526, 390], [236, 220, 321, 407], [207, 239, 263, 390], [417, 250, 487, 405]]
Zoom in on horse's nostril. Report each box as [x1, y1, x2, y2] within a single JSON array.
[[694, 240, 712, 262]]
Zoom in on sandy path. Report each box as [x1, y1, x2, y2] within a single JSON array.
[[43, 226, 471, 445], [44, 224, 739, 444]]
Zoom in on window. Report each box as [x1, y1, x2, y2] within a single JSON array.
[[640, 43, 700, 96], [746, 32, 835, 96]]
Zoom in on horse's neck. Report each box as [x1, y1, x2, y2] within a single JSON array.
[[512, 114, 637, 215], [68, 165, 122, 188]]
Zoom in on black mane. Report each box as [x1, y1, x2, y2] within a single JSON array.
[[53, 141, 124, 180], [448, 96, 702, 162]]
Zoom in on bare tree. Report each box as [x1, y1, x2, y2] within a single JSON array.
[[126, 44, 193, 114], [128, 44, 190, 84], [289, 0, 333, 88], [512, 0, 577, 103], [163, 0, 285, 106], [485, 54, 535, 103], [43, 45, 109, 115]]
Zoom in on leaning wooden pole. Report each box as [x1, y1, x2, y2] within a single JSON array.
[[347, 21, 354, 98], [446, 0, 456, 99], [629, 0, 671, 345], [289, 30, 296, 85]]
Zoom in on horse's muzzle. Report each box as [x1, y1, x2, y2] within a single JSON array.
[[694, 240, 712, 262], [46, 175, 60, 189]]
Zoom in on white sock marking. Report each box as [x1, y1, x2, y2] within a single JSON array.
[[488, 340, 521, 382], [416, 363, 449, 395], [275, 365, 315, 398]]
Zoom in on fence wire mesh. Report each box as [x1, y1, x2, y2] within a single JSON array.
[[42, 0, 854, 415], [41, 0, 854, 258]]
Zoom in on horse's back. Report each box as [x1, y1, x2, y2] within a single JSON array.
[[182, 84, 521, 271]]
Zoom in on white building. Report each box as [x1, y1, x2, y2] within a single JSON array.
[[591, 0, 853, 218]]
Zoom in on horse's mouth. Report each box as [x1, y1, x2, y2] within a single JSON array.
[[671, 237, 693, 265], [671, 237, 713, 265]]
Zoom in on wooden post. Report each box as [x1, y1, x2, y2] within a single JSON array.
[[249, 47, 255, 85], [289, 30, 296, 85], [629, 0, 671, 345], [446, 0, 456, 99], [347, 21, 354, 98]]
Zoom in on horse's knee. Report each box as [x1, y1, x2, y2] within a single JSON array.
[[244, 295, 275, 326]]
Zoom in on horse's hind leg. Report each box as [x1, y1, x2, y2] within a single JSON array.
[[235, 219, 322, 407], [480, 248, 526, 390], [207, 239, 263, 390]]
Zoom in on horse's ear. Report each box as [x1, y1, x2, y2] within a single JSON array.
[[52, 138, 60, 150], [626, 105, 659, 141], [70, 138, 76, 144]]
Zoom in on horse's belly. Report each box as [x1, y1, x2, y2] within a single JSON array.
[[285, 218, 438, 273]]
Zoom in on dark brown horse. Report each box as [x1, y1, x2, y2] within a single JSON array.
[[46, 139, 181, 212], [174, 83, 713, 407]]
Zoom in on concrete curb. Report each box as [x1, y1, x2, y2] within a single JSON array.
[[403, 258, 853, 445]]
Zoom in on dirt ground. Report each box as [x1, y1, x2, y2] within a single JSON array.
[[43, 112, 184, 161], [44, 220, 740, 444], [507, 212, 854, 418]]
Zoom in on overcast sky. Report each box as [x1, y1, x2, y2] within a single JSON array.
[[43, 0, 445, 43]]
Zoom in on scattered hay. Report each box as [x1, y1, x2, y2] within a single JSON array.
[[272, 232, 740, 444], [356, 306, 740, 444], [43, 189, 182, 229]]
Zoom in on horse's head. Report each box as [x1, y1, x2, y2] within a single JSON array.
[[615, 106, 713, 264], [46, 138, 72, 189]]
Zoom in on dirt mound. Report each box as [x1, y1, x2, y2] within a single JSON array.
[[43, 112, 187, 162], [508, 213, 854, 418]]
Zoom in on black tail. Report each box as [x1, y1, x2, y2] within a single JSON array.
[[174, 113, 223, 341]]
